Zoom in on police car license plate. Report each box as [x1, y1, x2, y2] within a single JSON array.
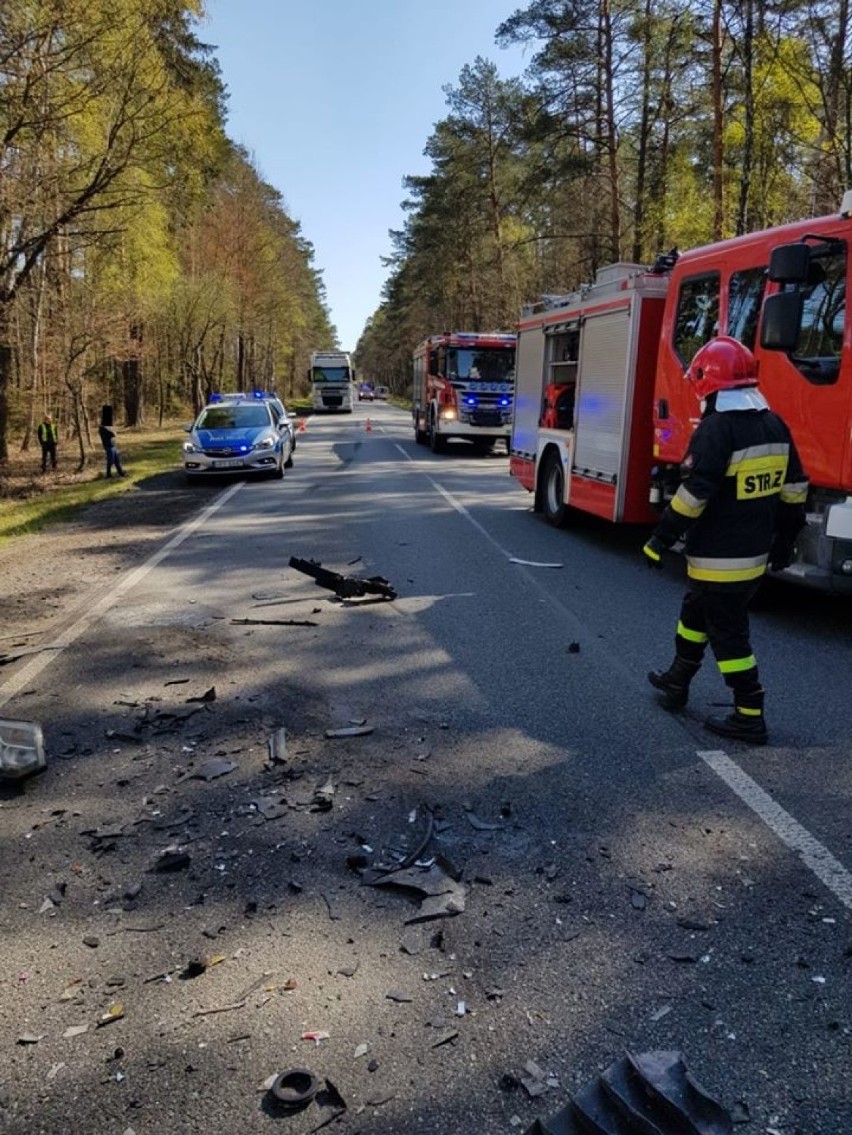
[[212, 458, 243, 469]]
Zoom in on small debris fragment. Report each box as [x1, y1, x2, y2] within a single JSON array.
[[267, 728, 288, 765], [191, 758, 236, 782], [324, 725, 374, 739], [567, 641, 581, 653], [353, 1044, 369, 1059], [508, 558, 563, 569], [63, 1024, 89, 1039], [151, 846, 191, 873], [82, 935, 100, 949], [96, 1003, 125, 1028], [289, 556, 397, 600], [385, 990, 413, 1003], [186, 687, 216, 703], [301, 1030, 330, 1044], [17, 1033, 43, 1045]]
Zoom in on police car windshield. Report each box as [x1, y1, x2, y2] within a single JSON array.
[[197, 405, 271, 429]]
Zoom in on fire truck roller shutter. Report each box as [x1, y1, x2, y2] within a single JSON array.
[[572, 308, 632, 483], [512, 322, 547, 457]]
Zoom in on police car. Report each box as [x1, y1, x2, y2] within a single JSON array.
[[183, 396, 294, 481], [214, 390, 298, 452]]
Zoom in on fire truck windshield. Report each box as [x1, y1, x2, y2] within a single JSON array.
[[446, 348, 515, 383]]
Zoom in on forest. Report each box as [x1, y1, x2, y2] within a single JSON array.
[[0, 0, 336, 466], [2, 2, 850, 465], [355, 0, 851, 393]]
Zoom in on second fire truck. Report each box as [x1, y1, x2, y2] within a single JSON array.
[[412, 331, 517, 453], [509, 193, 852, 593]]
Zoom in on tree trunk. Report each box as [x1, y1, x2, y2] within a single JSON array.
[[735, 0, 755, 236], [711, 0, 725, 240]]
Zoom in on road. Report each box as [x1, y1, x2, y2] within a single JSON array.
[[1, 401, 851, 1134]]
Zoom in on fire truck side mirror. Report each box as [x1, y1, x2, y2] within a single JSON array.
[[768, 243, 811, 283], [760, 291, 804, 353]]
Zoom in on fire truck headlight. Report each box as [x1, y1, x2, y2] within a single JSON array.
[[841, 559, 852, 576], [440, 408, 457, 421]]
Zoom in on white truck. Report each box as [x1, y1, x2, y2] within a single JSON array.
[[310, 351, 355, 413]]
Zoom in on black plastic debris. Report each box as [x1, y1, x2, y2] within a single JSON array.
[[190, 758, 237, 782], [523, 1051, 732, 1135], [268, 1068, 318, 1113], [151, 846, 191, 873], [186, 687, 216, 703], [267, 728, 288, 765], [289, 556, 397, 600]]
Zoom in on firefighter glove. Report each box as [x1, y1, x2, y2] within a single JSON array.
[[768, 536, 796, 572], [643, 535, 666, 568]]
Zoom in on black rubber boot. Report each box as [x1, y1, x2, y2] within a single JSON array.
[[705, 684, 767, 744], [648, 657, 700, 711], [704, 710, 768, 745]]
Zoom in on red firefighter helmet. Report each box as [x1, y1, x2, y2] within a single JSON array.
[[685, 336, 759, 399]]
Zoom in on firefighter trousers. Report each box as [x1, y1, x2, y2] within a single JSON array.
[[672, 580, 764, 714]]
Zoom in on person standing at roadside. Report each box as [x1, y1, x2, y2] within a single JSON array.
[[98, 405, 126, 478], [37, 414, 58, 472]]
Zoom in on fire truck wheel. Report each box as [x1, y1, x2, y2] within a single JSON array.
[[541, 449, 569, 527], [429, 414, 446, 454], [414, 418, 428, 445]]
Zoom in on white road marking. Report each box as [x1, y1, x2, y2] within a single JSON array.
[[0, 482, 243, 709], [395, 442, 852, 912], [700, 749, 852, 910]]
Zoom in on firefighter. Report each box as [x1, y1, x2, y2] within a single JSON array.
[[37, 414, 58, 471], [643, 336, 808, 744]]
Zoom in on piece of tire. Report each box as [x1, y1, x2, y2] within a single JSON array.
[[269, 1069, 318, 1111]]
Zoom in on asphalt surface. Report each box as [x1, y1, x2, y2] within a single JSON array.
[[1, 402, 851, 1134]]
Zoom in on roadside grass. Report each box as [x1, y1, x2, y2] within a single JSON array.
[[0, 425, 184, 541]]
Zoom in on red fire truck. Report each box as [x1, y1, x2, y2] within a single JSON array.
[[509, 193, 852, 593], [412, 331, 517, 453]]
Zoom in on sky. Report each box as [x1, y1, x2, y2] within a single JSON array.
[[202, 0, 532, 351]]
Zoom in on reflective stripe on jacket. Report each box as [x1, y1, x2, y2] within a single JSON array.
[[654, 397, 808, 583]]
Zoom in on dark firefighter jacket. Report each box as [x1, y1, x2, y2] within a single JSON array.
[[652, 389, 809, 583]]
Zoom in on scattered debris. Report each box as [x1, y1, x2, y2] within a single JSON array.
[[267, 727, 288, 765], [463, 806, 502, 832], [523, 1050, 732, 1134], [185, 686, 216, 703], [301, 1030, 330, 1044], [189, 757, 237, 782], [508, 558, 564, 569], [192, 1001, 246, 1018], [231, 617, 319, 626], [367, 863, 467, 924], [150, 846, 191, 873], [0, 717, 46, 780], [17, 1033, 43, 1045], [289, 556, 397, 600], [385, 990, 413, 1003], [267, 1068, 319, 1113], [63, 1024, 89, 1039], [96, 1004, 125, 1028], [324, 724, 374, 739]]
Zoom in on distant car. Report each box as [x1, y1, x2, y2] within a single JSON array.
[[183, 399, 293, 481], [374, 386, 390, 400], [212, 390, 297, 452], [358, 383, 375, 401]]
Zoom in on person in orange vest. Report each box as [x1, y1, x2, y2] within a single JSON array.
[[644, 337, 808, 744], [37, 414, 58, 472]]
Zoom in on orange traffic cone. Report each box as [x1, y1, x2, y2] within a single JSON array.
[[365, 417, 372, 432]]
